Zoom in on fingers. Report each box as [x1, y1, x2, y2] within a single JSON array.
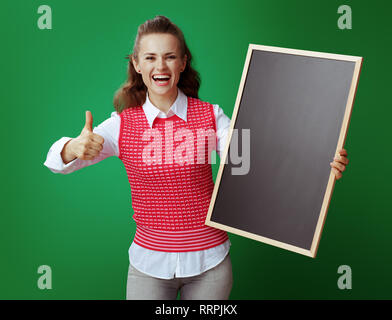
[[83, 139, 104, 155], [80, 129, 105, 145], [79, 145, 103, 160], [334, 154, 349, 165], [87, 142, 104, 153], [329, 148, 350, 180], [91, 133, 105, 144], [330, 160, 345, 172], [84, 110, 93, 132], [331, 167, 342, 180], [82, 112, 105, 146], [80, 133, 104, 147], [74, 134, 104, 160], [339, 148, 348, 156], [81, 152, 99, 160]]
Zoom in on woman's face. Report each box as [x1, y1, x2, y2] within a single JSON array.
[[133, 33, 187, 105]]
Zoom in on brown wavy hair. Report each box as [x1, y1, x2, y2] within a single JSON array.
[[113, 15, 201, 113]]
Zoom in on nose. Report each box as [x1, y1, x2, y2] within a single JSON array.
[[156, 56, 167, 70]]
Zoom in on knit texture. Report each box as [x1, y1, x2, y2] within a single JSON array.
[[119, 96, 228, 252]]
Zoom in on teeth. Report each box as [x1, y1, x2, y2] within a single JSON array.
[[153, 75, 170, 80]]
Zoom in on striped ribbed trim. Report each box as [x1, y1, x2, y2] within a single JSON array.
[[134, 225, 229, 252]]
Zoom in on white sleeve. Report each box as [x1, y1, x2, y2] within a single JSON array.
[[212, 104, 231, 159], [43, 111, 120, 174]]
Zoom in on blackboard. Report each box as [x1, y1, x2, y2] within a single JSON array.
[[205, 44, 362, 258]]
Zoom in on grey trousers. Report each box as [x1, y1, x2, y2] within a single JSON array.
[[126, 253, 233, 300]]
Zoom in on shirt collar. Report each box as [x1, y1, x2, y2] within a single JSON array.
[[142, 88, 188, 128]]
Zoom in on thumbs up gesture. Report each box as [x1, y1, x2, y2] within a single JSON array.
[[63, 111, 105, 162], [83, 110, 94, 134]]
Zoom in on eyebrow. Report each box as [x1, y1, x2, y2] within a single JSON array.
[[143, 52, 177, 56]]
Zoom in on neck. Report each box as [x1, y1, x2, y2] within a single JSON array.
[[148, 88, 178, 114]]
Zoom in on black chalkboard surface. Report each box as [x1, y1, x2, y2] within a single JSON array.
[[205, 44, 362, 258]]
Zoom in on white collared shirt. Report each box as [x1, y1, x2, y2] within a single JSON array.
[[43, 88, 232, 279]]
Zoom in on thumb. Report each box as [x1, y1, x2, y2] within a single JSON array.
[[84, 110, 93, 132]]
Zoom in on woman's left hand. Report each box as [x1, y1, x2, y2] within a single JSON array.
[[330, 148, 349, 180]]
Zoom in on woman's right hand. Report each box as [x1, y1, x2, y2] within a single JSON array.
[[61, 111, 105, 164]]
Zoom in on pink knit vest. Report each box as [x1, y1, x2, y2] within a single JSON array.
[[118, 96, 228, 252]]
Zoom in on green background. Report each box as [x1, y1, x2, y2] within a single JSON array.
[[1, 0, 391, 299]]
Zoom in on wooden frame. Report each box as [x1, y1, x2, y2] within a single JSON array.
[[205, 44, 363, 258]]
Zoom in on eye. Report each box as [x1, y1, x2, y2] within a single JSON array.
[[146, 56, 154, 60], [168, 55, 176, 59]]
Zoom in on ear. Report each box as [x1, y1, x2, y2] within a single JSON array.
[[181, 54, 188, 72], [132, 56, 140, 73]]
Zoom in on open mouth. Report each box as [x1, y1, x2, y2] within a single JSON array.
[[152, 74, 171, 86]]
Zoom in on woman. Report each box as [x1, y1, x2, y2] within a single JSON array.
[[44, 15, 349, 300]]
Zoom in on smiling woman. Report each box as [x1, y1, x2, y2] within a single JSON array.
[[131, 33, 187, 113], [44, 15, 234, 300], [43, 14, 349, 301], [113, 16, 200, 114]]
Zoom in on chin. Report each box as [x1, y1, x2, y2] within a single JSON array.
[[151, 85, 176, 96]]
